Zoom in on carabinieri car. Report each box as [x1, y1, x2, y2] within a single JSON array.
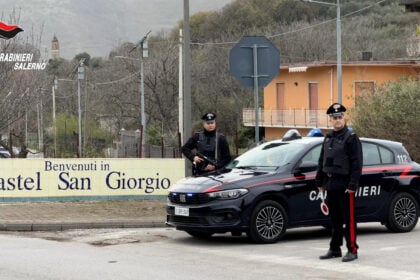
[[166, 132, 420, 243]]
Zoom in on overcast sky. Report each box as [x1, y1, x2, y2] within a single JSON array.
[[1, 0, 232, 59]]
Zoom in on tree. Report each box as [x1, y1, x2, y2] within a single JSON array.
[[0, 9, 46, 155], [51, 112, 111, 157], [74, 52, 91, 66], [143, 32, 179, 146], [351, 78, 420, 160]]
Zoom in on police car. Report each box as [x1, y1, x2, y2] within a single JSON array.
[[166, 130, 420, 243]]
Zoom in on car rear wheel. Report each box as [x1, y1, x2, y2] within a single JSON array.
[[386, 192, 418, 233], [247, 200, 287, 244]]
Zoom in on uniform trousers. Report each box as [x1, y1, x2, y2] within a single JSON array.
[[326, 189, 358, 254]]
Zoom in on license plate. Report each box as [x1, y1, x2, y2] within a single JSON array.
[[175, 206, 189, 216]]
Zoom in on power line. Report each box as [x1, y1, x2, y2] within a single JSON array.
[[94, 72, 139, 86], [190, 0, 388, 45], [54, 72, 139, 100], [269, 0, 387, 39]]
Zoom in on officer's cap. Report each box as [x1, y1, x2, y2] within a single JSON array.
[[201, 112, 216, 122], [326, 103, 346, 117]]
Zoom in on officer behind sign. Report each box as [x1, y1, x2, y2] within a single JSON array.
[[315, 103, 363, 262], [181, 113, 231, 175]]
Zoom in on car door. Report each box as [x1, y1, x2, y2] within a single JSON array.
[[286, 144, 328, 225], [355, 141, 397, 220]]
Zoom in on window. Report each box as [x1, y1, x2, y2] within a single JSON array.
[[301, 144, 322, 166], [379, 146, 394, 164], [308, 83, 318, 123], [362, 142, 381, 166], [276, 83, 285, 123], [362, 142, 394, 166]]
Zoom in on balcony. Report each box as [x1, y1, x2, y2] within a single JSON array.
[[242, 108, 352, 129]]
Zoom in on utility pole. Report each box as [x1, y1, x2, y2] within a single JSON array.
[[303, 0, 342, 103], [52, 77, 58, 157], [77, 59, 85, 157], [336, 0, 342, 104], [130, 30, 151, 157], [179, 28, 183, 145], [183, 0, 192, 175], [37, 88, 44, 152]]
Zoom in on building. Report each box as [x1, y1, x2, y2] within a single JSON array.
[[51, 35, 60, 59], [243, 60, 420, 140]]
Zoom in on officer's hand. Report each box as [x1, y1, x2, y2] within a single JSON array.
[[345, 189, 355, 193], [206, 164, 216, 171], [318, 187, 325, 193], [193, 156, 204, 163]]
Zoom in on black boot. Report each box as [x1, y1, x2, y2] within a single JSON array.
[[342, 251, 358, 262], [319, 249, 342, 260]]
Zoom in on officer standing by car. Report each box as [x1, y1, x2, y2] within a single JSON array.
[[316, 103, 363, 262], [181, 113, 231, 175]]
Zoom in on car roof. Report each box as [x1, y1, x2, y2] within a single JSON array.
[[266, 136, 323, 145], [267, 135, 403, 148], [283, 136, 324, 144], [359, 137, 403, 148]]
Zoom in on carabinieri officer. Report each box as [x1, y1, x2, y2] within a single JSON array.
[[316, 103, 363, 262], [181, 113, 231, 175]]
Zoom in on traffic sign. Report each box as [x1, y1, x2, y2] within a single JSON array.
[[229, 36, 280, 145], [229, 36, 280, 88]]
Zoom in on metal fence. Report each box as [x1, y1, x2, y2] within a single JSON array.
[[109, 129, 181, 158]]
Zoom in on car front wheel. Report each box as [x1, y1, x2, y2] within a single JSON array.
[[247, 200, 287, 244], [386, 192, 419, 233]]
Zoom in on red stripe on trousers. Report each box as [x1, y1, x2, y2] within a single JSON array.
[[349, 192, 357, 254]]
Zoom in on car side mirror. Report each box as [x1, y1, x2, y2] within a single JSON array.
[[295, 162, 318, 173]]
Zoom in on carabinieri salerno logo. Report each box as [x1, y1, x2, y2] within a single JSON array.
[[0, 21, 23, 39], [0, 21, 46, 71]]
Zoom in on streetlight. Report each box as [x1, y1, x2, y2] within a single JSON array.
[[117, 30, 151, 157], [133, 31, 151, 158], [303, 0, 342, 103]]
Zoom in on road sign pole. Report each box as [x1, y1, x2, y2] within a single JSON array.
[[253, 44, 259, 144], [229, 36, 280, 146]]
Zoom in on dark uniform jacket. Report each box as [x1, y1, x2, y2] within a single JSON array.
[[181, 130, 231, 172], [315, 126, 363, 191]]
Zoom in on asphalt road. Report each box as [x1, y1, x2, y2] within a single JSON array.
[[1, 223, 420, 280]]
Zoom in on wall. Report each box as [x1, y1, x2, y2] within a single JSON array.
[[263, 63, 419, 140], [0, 158, 186, 202]]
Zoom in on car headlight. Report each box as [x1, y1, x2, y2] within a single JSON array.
[[207, 189, 248, 200]]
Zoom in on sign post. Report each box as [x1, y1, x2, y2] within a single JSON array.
[[229, 36, 280, 145]]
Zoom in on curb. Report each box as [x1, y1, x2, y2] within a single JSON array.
[[0, 221, 167, 232]]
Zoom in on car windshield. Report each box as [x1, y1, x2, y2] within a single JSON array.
[[227, 142, 306, 169]]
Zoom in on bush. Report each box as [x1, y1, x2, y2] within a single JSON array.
[[351, 78, 420, 161]]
